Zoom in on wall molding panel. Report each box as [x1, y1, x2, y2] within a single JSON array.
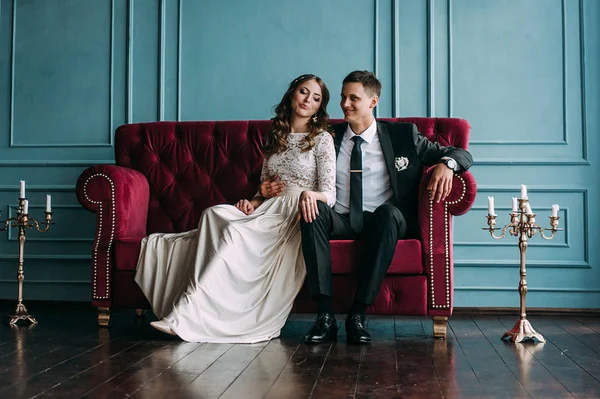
[[0, 279, 89, 285], [126, 0, 133, 124], [158, 0, 166, 121], [0, 254, 90, 260], [454, 260, 591, 269], [427, 0, 434, 117], [578, 0, 588, 162], [454, 186, 590, 272], [456, 286, 600, 293], [0, 160, 115, 167], [455, 206, 570, 248], [9, 0, 115, 148], [467, 0, 569, 146], [450, 0, 588, 165], [6, 205, 94, 242], [176, 0, 182, 120]]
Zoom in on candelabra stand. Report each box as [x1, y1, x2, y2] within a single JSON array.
[[482, 198, 562, 343], [0, 198, 53, 326]]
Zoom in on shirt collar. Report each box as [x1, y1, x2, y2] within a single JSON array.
[[345, 118, 377, 144]]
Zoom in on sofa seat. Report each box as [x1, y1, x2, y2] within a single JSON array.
[[330, 239, 422, 274], [113, 237, 422, 275]]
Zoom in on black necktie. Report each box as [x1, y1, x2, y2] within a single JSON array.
[[349, 136, 365, 233]]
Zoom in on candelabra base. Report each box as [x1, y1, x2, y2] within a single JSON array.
[[8, 303, 38, 327], [502, 318, 545, 343]]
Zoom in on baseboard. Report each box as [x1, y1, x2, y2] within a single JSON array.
[[453, 307, 600, 316], [0, 299, 93, 308], [1, 300, 598, 317]]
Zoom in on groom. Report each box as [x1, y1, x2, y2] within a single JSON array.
[[262, 71, 472, 344]]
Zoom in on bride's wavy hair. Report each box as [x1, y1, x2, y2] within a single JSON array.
[[263, 74, 331, 155]]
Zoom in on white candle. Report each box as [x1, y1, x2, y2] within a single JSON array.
[[20, 180, 25, 198], [46, 195, 52, 212], [487, 196, 496, 216], [520, 184, 528, 199], [551, 204, 559, 217], [524, 203, 533, 214], [512, 197, 518, 212], [23, 199, 29, 214]]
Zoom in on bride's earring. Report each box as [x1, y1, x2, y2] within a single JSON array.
[[312, 114, 318, 123]]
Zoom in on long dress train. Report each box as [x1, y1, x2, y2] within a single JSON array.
[[134, 132, 336, 343]]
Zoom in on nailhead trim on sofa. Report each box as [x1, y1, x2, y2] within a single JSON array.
[[429, 174, 466, 309], [84, 173, 115, 300]]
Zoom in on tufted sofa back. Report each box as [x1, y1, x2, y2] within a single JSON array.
[[114, 118, 470, 235]]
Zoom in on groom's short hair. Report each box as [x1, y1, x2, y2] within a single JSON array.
[[343, 70, 381, 98]]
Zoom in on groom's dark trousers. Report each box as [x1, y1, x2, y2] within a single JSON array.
[[300, 201, 407, 305]]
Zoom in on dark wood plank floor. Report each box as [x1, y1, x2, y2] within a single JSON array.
[[1, 302, 600, 398]]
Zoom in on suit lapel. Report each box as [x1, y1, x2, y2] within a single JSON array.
[[377, 121, 399, 200], [333, 123, 347, 158]]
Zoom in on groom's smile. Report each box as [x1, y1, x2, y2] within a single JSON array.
[[339, 82, 378, 129]]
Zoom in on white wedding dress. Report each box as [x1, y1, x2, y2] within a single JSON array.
[[134, 131, 336, 343]]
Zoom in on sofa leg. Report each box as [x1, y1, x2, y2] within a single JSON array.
[[432, 316, 448, 339], [135, 309, 146, 317], [97, 306, 110, 327]]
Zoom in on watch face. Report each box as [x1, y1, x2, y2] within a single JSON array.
[[447, 159, 456, 169]]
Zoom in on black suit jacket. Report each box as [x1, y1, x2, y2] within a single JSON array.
[[332, 121, 473, 237]]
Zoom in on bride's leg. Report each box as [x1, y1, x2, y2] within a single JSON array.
[[158, 206, 235, 336]]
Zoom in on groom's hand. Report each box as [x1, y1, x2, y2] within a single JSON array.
[[259, 175, 285, 199], [427, 164, 454, 203]]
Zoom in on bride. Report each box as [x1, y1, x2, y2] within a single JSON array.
[[134, 74, 336, 343]]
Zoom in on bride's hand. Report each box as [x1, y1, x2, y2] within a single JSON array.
[[235, 199, 255, 215], [298, 190, 320, 223]]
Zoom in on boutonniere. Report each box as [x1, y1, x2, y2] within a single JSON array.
[[395, 157, 409, 172]]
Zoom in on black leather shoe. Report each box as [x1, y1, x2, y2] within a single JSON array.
[[304, 313, 338, 344], [345, 314, 371, 344]]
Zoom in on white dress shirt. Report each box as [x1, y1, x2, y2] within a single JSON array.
[[334, 119, 394, 214]]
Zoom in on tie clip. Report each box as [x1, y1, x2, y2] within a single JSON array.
[[350, 169, 362, 172]]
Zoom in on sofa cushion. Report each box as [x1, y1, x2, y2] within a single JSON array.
[[117, 270, 428, 315], [330, 239, 423, 274], [292, 274, 428, 315], [114, 237, 423, 275]]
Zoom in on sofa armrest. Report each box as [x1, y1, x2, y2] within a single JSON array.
[[418, 168, 477, 316], [76, 165, 150, 303]]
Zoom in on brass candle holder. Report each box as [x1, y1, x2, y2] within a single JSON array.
[[1, 197, 53, 326], [482, 198, 563, 343]]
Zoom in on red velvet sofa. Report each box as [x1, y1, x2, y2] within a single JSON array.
[[76, 118, 476, 338]]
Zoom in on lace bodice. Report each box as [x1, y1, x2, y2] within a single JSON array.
[[261, 131, 336, 206]]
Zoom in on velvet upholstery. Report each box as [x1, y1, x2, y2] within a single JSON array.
[[76, 118, 476, 321]]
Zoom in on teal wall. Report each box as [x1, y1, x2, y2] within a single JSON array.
[[0, 0, 598, 308]]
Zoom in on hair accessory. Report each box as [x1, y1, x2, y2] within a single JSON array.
[[291, 74, 316, 86]]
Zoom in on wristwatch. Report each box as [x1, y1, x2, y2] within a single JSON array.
[[442, 157, 457, 171]]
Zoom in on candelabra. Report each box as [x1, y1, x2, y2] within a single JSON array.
[[483, 197, 562, 343], [1, 197, 53, 326]]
